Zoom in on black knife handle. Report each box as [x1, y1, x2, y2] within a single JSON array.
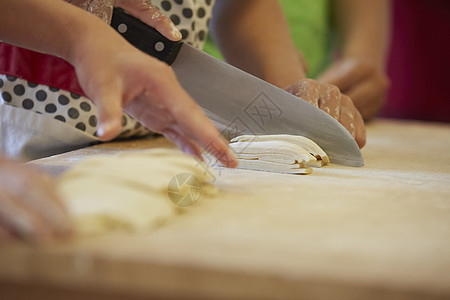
[[110, 7, 182, 65]]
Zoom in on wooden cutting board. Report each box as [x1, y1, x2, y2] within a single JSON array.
[[1, 119, 449, 300]]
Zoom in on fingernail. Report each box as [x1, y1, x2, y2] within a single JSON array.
[[97, 119, 119, 139], [170, 23, 182, 40]]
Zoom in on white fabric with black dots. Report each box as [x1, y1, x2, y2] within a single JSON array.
[[153, 0, 214, 49], [0, 75, 150, 139]]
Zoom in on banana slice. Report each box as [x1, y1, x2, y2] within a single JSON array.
[[230, 140, 317, 164], [226, 135, 329, 174], [235, 159, 313, 175]]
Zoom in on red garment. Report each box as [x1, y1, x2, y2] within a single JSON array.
[[0, 42, 85, 96], [381, 0, 450, 122]]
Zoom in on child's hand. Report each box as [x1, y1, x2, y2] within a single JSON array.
[[0, 158, 71, 243], [285, 79, 366, 148], [318, 57, 390, 121]]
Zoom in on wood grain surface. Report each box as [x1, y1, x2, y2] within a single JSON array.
[[1, 119, 449, 300]]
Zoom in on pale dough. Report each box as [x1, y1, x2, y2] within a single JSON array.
[[227, 135, 329, 174], [57, 149, 216, 236]]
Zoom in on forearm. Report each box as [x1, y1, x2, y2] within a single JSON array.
[[333, 0, 390, 67], [0, 0, 120, 65], [210, 0, 305, 88]]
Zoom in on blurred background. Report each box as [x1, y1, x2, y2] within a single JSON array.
[[204, 0, 450, 123]]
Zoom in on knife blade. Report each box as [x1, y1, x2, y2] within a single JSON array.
[[110, 7, 364, 167]]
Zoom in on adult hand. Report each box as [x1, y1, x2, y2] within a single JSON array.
[[0, 0, 236, 167], [71, 18, 237, 167], [0, 158, 71, 242], [67, 0, 182, 41], [114, 0, 182, 41], [318, 57, 389, 121], [285, 79, 366, 148]]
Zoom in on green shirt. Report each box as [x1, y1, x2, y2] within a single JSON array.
[[203, 0, 332, 78]]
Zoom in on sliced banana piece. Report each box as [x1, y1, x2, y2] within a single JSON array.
[[230, 140, 317, 164], [236, 159, 313, 175], [226, 134, 329, 174], [231, 134, 330, 165]]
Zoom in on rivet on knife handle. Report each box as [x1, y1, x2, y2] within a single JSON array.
[[110, 7, 182, 65]]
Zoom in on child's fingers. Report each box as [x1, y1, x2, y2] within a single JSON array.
[[318, 83, 341, 121], [0, 193, 53, 242], [115, 0, 182, 41], [25, 179, 72, 235], [0, 162, 72, 239], [286, 78, 366, 148], [339, 95, 366, 148], [285, 78, 320, 107]]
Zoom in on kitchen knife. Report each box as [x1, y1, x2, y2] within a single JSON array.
[[110, 7, 364, 167]]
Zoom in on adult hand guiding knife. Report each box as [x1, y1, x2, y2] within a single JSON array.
[[110, 7, 364, 167]]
